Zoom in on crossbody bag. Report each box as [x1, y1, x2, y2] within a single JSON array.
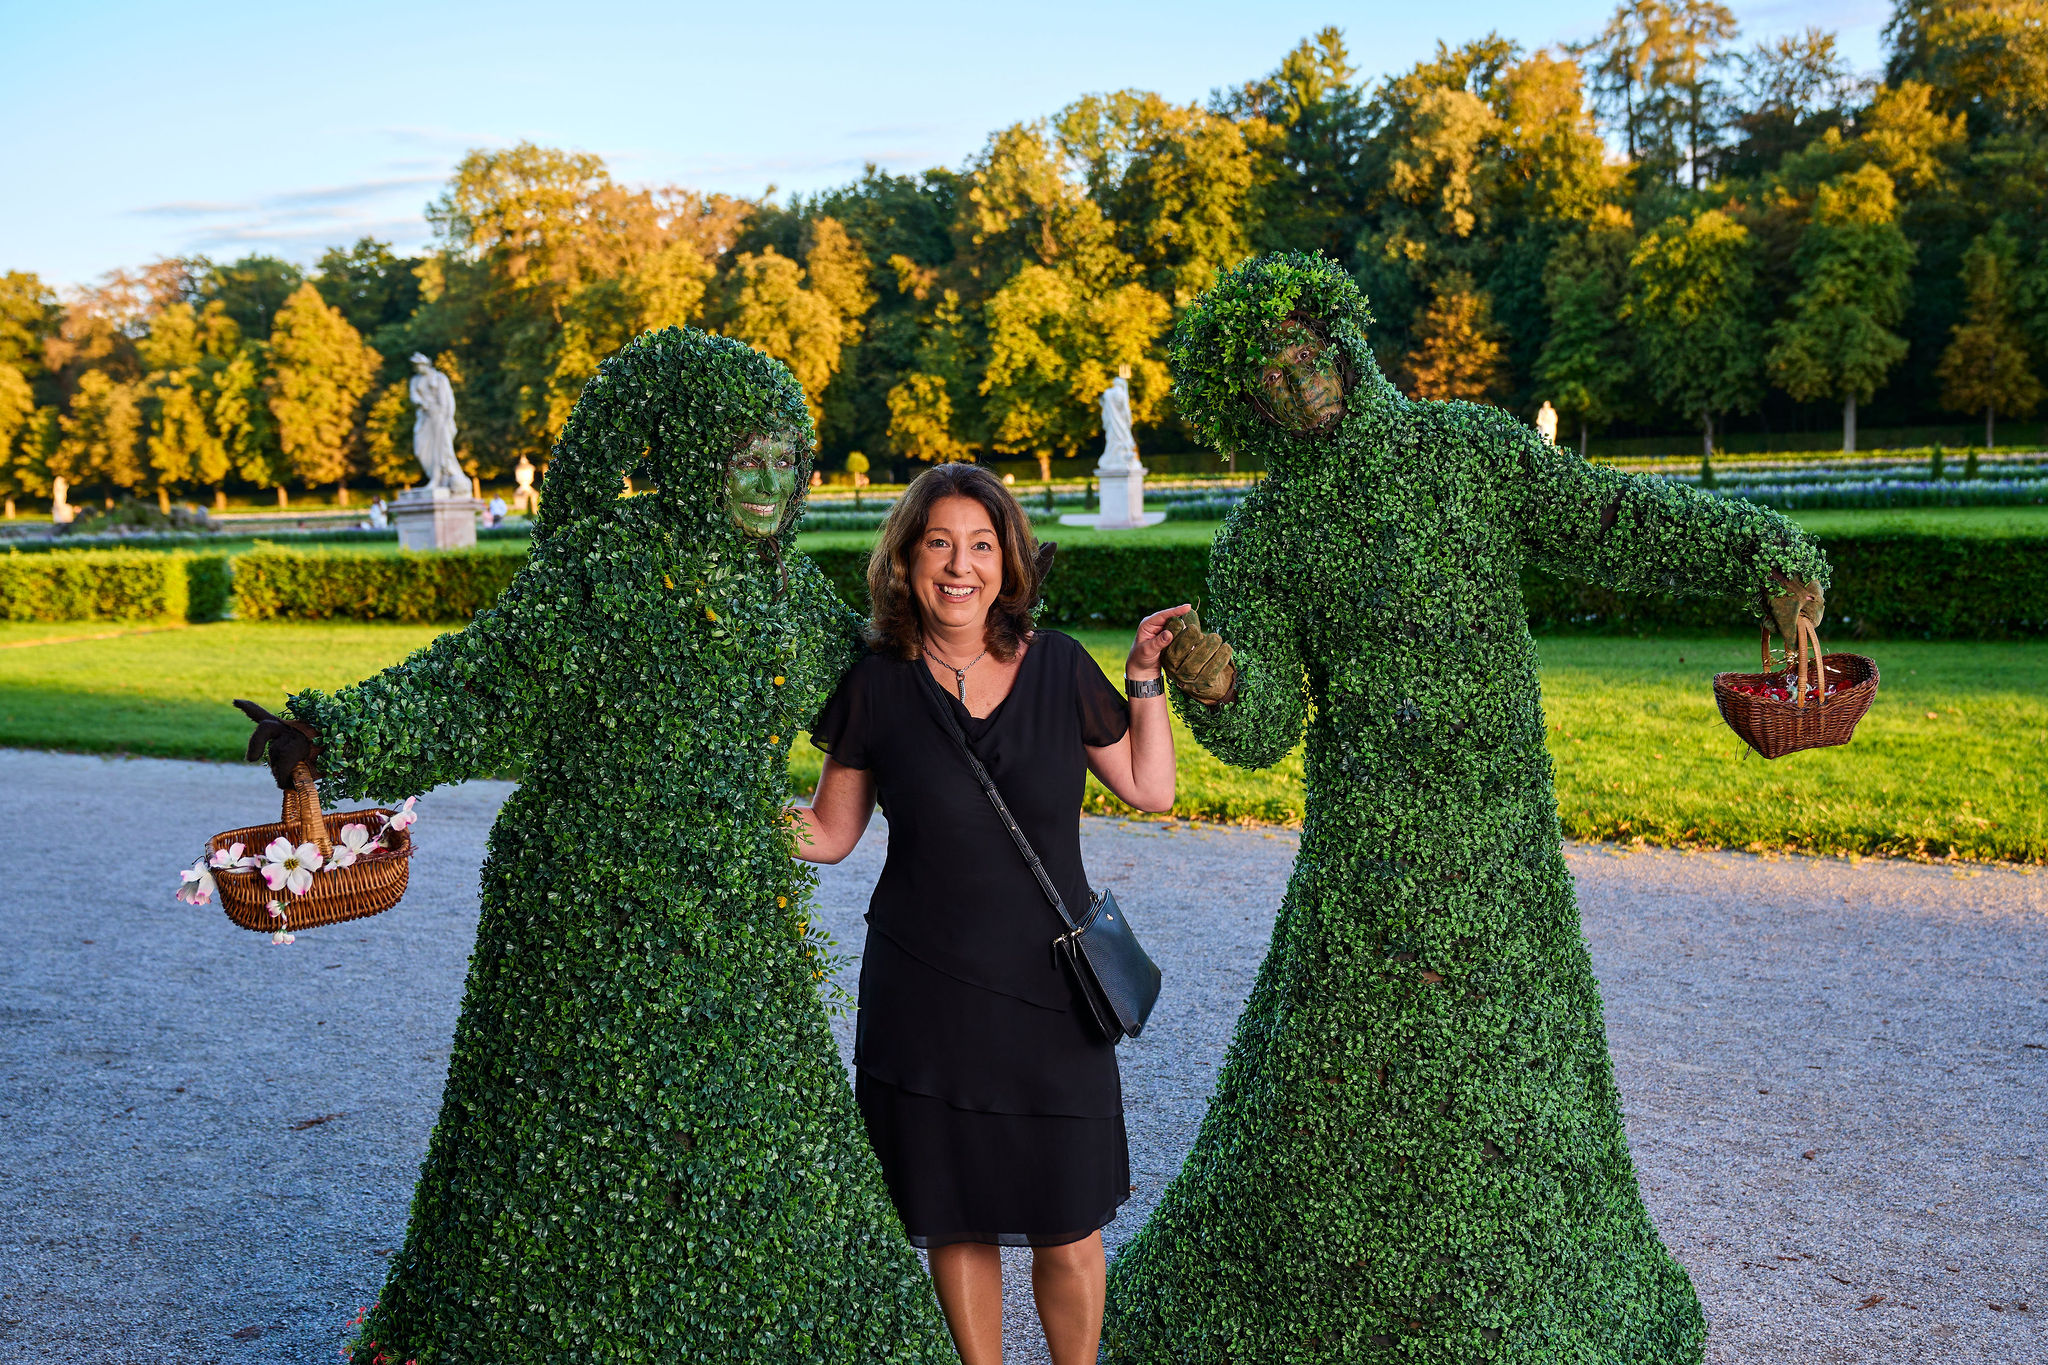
[[925, 680, 1162, 1043]]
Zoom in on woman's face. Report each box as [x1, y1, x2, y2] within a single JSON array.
[[1257, 318, 1347, 434], [726, 434, 800, 538], [912, 494, 1002, 638]]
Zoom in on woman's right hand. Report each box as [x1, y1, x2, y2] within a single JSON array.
[[234, 699, 318, 791]]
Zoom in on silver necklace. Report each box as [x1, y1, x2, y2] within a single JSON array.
[[926, 641, 989, 702]]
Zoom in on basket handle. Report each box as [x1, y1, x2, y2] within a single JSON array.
[[1794, 616, 1825, 708], [282, 762, 333, 858]]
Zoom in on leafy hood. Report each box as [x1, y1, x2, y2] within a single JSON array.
[[1166, 252, 1404, 477], [533, 327, 815, 548]]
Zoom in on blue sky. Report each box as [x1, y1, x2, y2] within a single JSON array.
[[1, 0, 1890, 289]]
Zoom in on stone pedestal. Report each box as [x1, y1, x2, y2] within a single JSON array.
[[391, 486, 482, 551], [1059, 462, 1166, 530]]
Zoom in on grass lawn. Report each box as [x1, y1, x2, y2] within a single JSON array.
[[4, 620, 2040, 863]]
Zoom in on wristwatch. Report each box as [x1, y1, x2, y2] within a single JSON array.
[[1124, 675, 1165, 699]]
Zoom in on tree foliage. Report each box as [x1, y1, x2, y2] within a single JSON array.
[[14, 3, 2048, 512], [1625, 208, 1763, 451], [1937, 226, 2044, 444], [265, 283, 381, 490]]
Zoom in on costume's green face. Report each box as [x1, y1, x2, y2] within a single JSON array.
[[1257, 318, 1347, 434], [726, 434, 800, 538]]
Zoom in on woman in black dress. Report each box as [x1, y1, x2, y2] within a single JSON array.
[[792, 463, 1183, 1365]]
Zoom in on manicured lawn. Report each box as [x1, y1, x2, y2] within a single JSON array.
[[6, 620, 2040, 863], [1787, 506, 2048, 538]]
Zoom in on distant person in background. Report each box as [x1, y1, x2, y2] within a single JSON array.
[[366, 498, 389, 530], [487, 494, 508, 527]]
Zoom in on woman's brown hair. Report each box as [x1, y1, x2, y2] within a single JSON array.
[[866, 463, 1042, 661]]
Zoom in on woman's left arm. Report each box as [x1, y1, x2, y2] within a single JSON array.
[[1086, 606, 1185, 815]]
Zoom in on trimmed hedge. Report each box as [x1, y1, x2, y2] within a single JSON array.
[[232, 546, 524, 622], [217, 534, 2048, 639], [0, 550, 231, 622], [816, 534, 2048, 639]]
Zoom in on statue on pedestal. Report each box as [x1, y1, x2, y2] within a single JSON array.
[[50, 476, 74, 525], [1535, 400, 1559, 445], [392, 354, 483, 550], [1060, 365, 1164, 530], [409, 354, 468, 494], [1099, 373, 1139, 471]]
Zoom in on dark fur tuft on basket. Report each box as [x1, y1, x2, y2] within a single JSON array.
[[1713, 618, 1878, 760], [210, 763, 412, 933]]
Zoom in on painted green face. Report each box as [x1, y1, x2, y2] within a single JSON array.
[[726, 434, 801, 538], [1257, 318, 1348, 434]]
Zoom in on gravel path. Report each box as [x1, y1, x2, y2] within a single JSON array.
[[1, 749, 2041, 1363]]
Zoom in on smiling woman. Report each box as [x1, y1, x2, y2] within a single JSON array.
[[790, 462, 1188, 1365]]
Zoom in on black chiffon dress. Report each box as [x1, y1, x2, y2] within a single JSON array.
[[810, 630, 1133, 1249]]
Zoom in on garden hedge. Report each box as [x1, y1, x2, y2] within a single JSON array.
[[0, 550, 230, 622], [223, 533, 2047, 638], [232, 546, 524, 623], [814, 534, 2048, 640]]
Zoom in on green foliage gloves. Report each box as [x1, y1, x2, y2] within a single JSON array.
[[235, 698, 316, 790], [1160, 609, 1235, 704]]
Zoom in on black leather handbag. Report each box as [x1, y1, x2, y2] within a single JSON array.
[[927, 682, 1163, 1043]]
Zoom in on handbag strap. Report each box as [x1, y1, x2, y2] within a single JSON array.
[[920, 663, 1083, 936]]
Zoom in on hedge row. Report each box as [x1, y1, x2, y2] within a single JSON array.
[[811, 533, 2048, 640], [85, 533, 2041, 639], [0, 551, 232, 622], [232, 547, 525, 623]]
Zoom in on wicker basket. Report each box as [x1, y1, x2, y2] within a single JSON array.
[[1713, 618, 1879, 760], [210, 763, 412, 933]]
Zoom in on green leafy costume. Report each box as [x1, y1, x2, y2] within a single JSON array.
[[288, 330, 952, 1363], [1103, 255, 1829, 1363]]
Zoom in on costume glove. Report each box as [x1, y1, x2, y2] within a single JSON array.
[[1763, 572, 1825, 655], [1161, 609, 1236, 705], [235, 699, 318, 791]]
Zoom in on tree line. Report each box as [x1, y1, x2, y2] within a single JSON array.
[[4, 0, 2047, 514]]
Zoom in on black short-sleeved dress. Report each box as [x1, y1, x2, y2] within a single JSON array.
[[810, 630, 1132, 1249]]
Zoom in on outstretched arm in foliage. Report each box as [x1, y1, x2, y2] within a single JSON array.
[[1485, 407, 1828, 609], [1169, 504, 1308, 771], [284, 561, 572, 804]]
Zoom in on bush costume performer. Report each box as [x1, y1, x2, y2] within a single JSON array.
[[1106, 255, 1829, 1363], [273, 331, 953, 1363]]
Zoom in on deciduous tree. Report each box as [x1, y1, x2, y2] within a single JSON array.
[[1937, 227, 2042, 446], [1767, 164, 1915, 451], [1405, 273, 1510, 401], [1625, 207, 1763, 457], [267, 284, 380, 497], [54, 368, 145, 494], [1536, 205, 1637, 450]]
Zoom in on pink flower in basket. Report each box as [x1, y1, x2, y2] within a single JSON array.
[[260, 837, 323, 895], [385, 796, 419, 835], [330, 823, 376, 869], [208, 841, 256, 871], [176, 860, 217, 906]]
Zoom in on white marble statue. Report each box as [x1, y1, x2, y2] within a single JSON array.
[[1535, 400, 1559, 445], [409, 354, 467, 493], [1060, 367, 1163, 529], [1099, 374, 1140, 471], [50, 475, 74, 525]]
